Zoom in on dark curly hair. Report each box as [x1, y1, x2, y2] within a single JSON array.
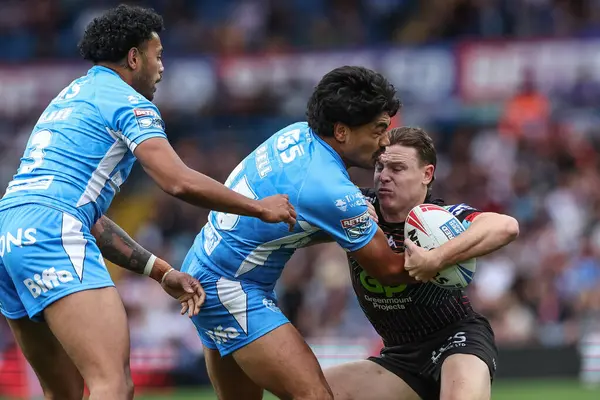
[[78, 4, 164, 64], [306, 66, 401, 137]]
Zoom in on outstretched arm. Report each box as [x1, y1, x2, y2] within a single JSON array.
[[134, 138, 297, 231], [104, 98, 296, 229], [91, 215, 206, 316]]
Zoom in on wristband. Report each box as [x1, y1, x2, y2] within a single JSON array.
[[143, 254, 157, 276]]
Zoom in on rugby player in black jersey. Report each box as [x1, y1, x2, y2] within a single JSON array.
[[324, 127, 519, 400]]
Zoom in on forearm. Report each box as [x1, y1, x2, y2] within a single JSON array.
[[134, 138, 266, 219], [349, 259, 417, 286], [433, 213, 519, 267], [175, 169, 264, 218], [91, 215, 170, 282], [385, 270, 420, 285], [370, 261, 420, 286]]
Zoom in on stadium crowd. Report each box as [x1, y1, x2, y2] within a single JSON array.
[[0, 0, 599, 378], [0, 0, 598, 61]]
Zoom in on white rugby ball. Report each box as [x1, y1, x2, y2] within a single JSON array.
[[404, 204, 476, 289]]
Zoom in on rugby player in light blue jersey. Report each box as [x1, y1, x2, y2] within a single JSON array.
[[182, 66, 419, 400], [0, 5, 295, 400]]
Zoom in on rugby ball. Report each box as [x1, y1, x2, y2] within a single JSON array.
[[404, 204, 476, 289]]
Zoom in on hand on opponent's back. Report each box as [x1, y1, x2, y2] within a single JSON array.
[[256, 194, 298, 232]]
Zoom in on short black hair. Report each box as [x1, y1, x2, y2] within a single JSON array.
[[78, 4, 164, 64], [306, 66, 401, 137]]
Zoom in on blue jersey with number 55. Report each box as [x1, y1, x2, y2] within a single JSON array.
[[190, 122, 378, 288], [0, 66, 166, 227]]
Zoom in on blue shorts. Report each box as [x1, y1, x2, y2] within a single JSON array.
[[181, 251, 289, 356], [0, 204, 114, 321]]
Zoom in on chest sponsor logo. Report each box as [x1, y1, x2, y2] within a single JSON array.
[[359, 271, 412, 311]]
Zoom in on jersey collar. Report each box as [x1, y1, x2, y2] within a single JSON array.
[[89, 65, 120, 78]]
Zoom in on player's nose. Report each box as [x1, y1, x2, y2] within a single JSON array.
[[379, 134, 390, 147], [379, 169, 392, 182]]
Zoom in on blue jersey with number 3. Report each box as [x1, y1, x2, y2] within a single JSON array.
[[190, 122, 378, 288], [0, 66, 167, 226]]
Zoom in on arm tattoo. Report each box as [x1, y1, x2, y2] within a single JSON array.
[[92, 216, 152, 274]]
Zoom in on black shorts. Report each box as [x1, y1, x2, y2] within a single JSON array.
[[368, 315, 497, 400]]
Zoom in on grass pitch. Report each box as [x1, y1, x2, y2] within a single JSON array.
[[136, 380, 599, 400]]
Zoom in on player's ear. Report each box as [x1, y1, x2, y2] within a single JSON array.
[[422, 164, 434, 186], [333, 123, 348, 143], [126, 47, 141, 70]]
